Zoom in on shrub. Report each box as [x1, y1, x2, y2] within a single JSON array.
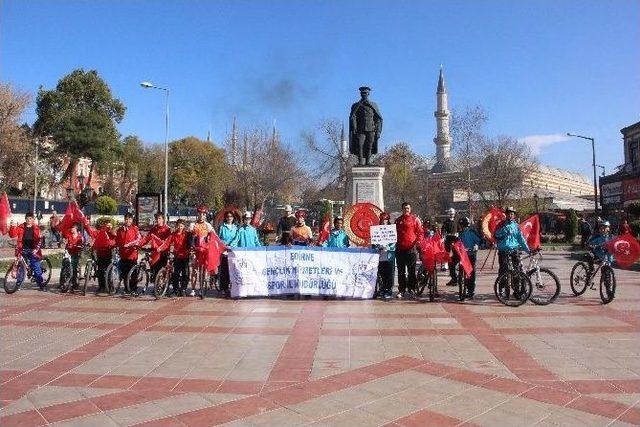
[[564, 209, 578, 243], [630, 220, 640, 238], [95, 195, 117, 215], [96, 216, 117, 228], [628, 202, 640, 218]]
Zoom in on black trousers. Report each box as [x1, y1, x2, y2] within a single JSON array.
[[171, 258, 189, 292], [497, 250, 521, 277], [150, 253, 168, 283], [120, 259, 136, 293], [466, 252, 477, 294], [219, 254, 230, 291], [96, 256, 111, 291], [445, 236, 458, 281], [378, 260, 394, 294], [396, 250, 417, 293]]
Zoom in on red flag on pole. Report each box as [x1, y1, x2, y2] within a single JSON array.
[[148, 234, 167, 266], [0, 192, 11, 235], [317, 214, 331, 245], [452, 240, 473, 279], [519, 214, 541, 250], [251, 206, 264, 228], [206, 231, 226, 273], [604, 235, 640, 268], [56, 202, 80, 234], [481, 207, 506, 243]]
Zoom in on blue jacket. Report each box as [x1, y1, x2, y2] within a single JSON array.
[[588, 233, 613, 262], [459, 228, 482, 252], [236, 225, 261, 248], [495, 221, 529, 253], [218, 223, 239, 247], [323, 229, 350, 248]]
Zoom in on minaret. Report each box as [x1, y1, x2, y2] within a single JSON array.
[[433, 66, 452, 170], [339, 123, 349, 177], [230, 116, 238, 167]]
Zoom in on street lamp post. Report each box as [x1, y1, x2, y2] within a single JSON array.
[[567, 133, 598, 213], [141, 81, 170, 216], [33, 137, 39, 213]]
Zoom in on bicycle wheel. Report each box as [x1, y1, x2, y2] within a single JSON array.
[[457, 264, 466, 302], [494, 271, 532, 307], [59, 259, 72, 293], [198, 267, 207, 299], [416, 264, 427, 296], [127, 265, 148, 295], [154, 267, 169, 298], [106, 263, 121, 295], [528, 267, 561, 305], [428, 271, 437, 302], [569, 262, 589, 296], [82, 260, 94, 296], [599, 266, 616, 304], [3, 262, 22, 294], [39, 257, 52, 286]]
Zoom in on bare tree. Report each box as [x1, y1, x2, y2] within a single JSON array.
[[472, 136, 537, 208], [0, 84, 31, 192]]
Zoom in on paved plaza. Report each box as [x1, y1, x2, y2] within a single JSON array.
[[0, 251, 639, 426]]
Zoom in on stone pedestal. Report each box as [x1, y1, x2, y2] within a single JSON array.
[[346, 166, 385, 211]]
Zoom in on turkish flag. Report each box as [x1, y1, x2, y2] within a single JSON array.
[[604, 235, 640, 268], [251, 206, 263, 228], [433, 231, 450, 263], [57, 202, 80, 234], [452, 240, 473, 279], [0, 192, 11, 235], [317, 214, 331, 245], [481, 207, 506, 243], [519, 214, 541, 250], [419, 233, 449, 272], [148, 234, 167, 266], [206, 231, 226, 273]]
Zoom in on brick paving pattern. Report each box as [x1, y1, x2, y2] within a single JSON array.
[[1, 251, 639, 426]]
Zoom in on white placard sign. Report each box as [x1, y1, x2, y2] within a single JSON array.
[[370, 224, 397, 246], [229, 246, 379, 298]]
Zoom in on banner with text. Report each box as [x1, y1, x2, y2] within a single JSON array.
[[229, 246, 379, 298]]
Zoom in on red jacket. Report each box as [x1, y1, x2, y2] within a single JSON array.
[[9, 223, 42, 257], [63, 230, 85, 256], [116, 225, 141, 261], [85, 224, 116, 258], [395, 214, 424, 252], [141, 224, 171, 248], [160, 231, 190, 259]]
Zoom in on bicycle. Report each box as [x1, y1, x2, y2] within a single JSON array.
[[81, 248, 97, 296], [126, 248, 154, 296], [105, 249, 122, 295], [494, 250, 533, 307], [416, 260, 438, 302], [59, 249, 75, 293], [3, 249, 53, 294], [154, 252, 175, 298], [570, 254, 616, 304], [522, 250, 561, 305], [188, 251, 211, 299]]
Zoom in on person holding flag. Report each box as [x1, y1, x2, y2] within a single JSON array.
[[60, 223, 85, 292], [586, 220, 614, 274], [457, 217, 483, 299], [8, 212, 45, 291], [323, 216, 350, 248], [495, 207, 530, 282]]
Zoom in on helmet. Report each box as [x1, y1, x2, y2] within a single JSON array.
[[284, 204, 293, 213], [447, 208, 456, 215], [243, 211, 252, 219], [505, 206, 516, 214], [197, 205, 208, 214], [600, 220, 610, 227], [459, 217, 470, 227], [295, 210, 307, 219]]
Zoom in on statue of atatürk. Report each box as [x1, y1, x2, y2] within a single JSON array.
[[349, 86, 383, 166]]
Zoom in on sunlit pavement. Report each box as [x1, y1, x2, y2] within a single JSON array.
[[1, 251, 639, 426]]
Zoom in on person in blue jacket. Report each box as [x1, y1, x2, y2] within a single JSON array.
[[236, 212, 261, 248], [494, 207, 530, 279], [586, 220, 613, 273], [375, 212, 396, 300], [323, 217, 350, 248], [218, 211, 239, 247], [458, 217, 483, 298]]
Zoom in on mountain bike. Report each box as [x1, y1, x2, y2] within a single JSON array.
[[126, 248, 154, 296], [154, 252, 175, 298], [105, 250, 122, 295], [3, 250, 52, 294], [59, 249, 75, 293], [188, 251, 211, 299], [416, 260, 438, 302], [81, 249, 97, 296], [570, 255, 616, 304], [494, 250, 532, 307], [522, 250, 561, 305]]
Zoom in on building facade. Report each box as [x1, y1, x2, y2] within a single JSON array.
[[600, 120, 640, 210]]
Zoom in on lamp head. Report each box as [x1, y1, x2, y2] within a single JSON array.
[[140, 81, 153, 88]]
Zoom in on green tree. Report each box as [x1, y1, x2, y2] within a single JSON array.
[[95, 195, 118, 215], [564, 209, 578, 244], [34, 69, 125, 187]]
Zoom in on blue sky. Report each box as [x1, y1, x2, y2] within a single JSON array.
[[2, 0, 639, 180]]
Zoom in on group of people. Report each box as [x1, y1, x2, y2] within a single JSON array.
[[7, 199, 619, 300]]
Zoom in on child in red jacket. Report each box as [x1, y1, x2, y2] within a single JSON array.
[[84, 219, 116, 294], [116, 213, 141, 296], [8, 212, 44, 290], [61, 223, 85, 291], [159, 219, 190, 296]]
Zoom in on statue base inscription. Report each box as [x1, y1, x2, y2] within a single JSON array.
[[346, 166, 385, 211]]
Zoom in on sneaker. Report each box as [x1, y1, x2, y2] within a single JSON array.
[[189, 289, 196, 297], [445, 280, 457, 287], [396, 292, 403, 299], [130, 291, 139, 297], [383, 293, 393, 300], [466, 293, 474, 299]]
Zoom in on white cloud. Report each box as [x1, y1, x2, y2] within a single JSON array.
[[518, 133, 571, 155]]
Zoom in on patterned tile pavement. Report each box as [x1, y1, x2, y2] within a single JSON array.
[[1, 251, 639, 426]]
